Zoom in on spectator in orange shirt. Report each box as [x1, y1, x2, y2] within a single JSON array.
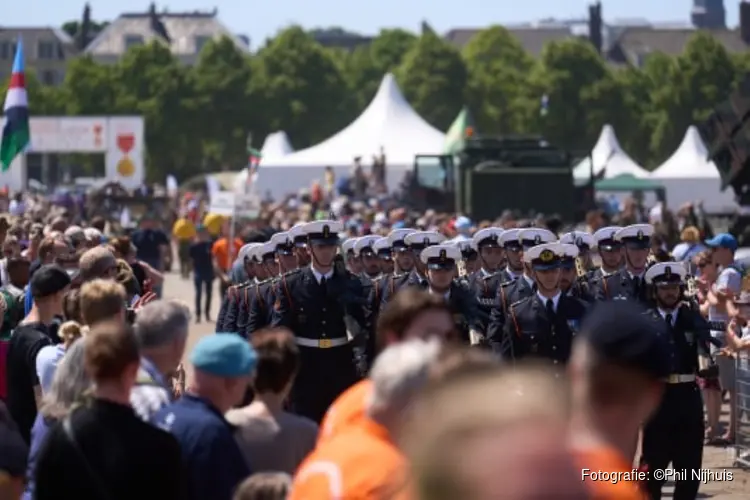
[[318, 289, 456, 444], [569, 301, 669, 500], [211, 228, 244, 298], [290, 339, 442, 500], [403, 366, 588, 500]]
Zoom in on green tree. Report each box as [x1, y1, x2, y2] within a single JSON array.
[[59, 56, 118, 115], [462, 26, 534, 134], [397, 31, 467, 130], [528, 39, 612, 153], [192, 36, 254, 168], [115, 41, 200, 180], [250, 26, 352, 147]]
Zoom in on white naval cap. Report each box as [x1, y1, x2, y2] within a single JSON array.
[[354, 235, 380, 256], [518, 228, 557, 247], [404, 231, 446, 248], [645, 261, 687, 285], [270, 231, 292, 248], [454, 239, 476, 255], [499, 228, 522, 247], [559, 231, 594, 249], [250, 242, 276, 262], [239, 243, 261, 260], [615, 224, 654, 245], [387, 228, 417, 247], [342, 237, 359, 254], [558, 243, 580, 259], [373, 237, 391, 254], [593, 226, 623, 246], [421, 244, 462, 267], [288, 223, 308, 246], [523, 242, 565, 268], [471, 227, 504, 249], [303, 220, 344, 243]]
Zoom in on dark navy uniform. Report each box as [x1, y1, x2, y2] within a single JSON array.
[[640, 263, 720, 500], [373, 236, 394, 275], [496, 243, 586, 365], [417, 245, 481, 344], [378, 231, 444, 306], [271, 221, 368, 423]]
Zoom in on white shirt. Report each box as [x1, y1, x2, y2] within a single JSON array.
[[658, 308, 678, 327], [311, 266, 333, 284], [537, 292, 562, 312]]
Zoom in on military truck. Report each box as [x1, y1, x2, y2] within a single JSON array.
[[407, 135, 580, 221]]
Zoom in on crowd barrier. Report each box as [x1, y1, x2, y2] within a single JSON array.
[[735, 353, 750, 468]]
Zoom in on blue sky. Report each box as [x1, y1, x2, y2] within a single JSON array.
[[6, 1, 744, 44]]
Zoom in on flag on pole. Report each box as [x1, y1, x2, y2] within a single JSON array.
[[443, 106, 474, 156], [245, 147, 262, 191], [0, 38, 30, 172]]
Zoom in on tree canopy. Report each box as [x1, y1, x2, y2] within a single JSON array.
[[4, 25, 745, 181]]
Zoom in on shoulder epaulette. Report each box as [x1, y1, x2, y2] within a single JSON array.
[[500, 280, 515, 288], [509, 296, 530, 309]]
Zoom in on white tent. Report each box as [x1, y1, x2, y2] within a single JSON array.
[[241, 73, 445, 198], [650, 126, 735, 211], [260, 131, 294, 159], [573, 125, 650, 180]]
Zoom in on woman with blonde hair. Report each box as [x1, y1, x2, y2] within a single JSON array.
[[24, 339, 91, 500], [35, 316, 88, 395]]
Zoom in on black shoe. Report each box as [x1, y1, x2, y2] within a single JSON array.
[[205, 312, 212, 322], [195, 314, 201, 323]]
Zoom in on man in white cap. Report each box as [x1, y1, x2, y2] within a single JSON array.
[[342, 237, 362, 275], [416, 244, 479, 344], [494, 242, 586, 364], [590, 224, 653, 304], [572, 226, 624, 300], [353, 235, 382, 281], [229, 242, 278, 337], [378, 231, 446, 307], [216, 243, 260, 331], [372, 237, 394, 275], [270, 220, 368, 423], [640, 261, 720, 500], [467, 227, 505, 339], [245, 232, 299, 336], [487, 228, 557, 344]]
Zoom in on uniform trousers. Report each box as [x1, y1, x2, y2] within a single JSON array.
[[641, 382, 704, 500], [290, 343, 359, 424]]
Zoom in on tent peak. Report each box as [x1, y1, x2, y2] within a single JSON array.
[[373, 72, 409, 108]]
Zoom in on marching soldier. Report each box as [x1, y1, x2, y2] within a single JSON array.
[[245, 232, 298, 336], [590, 224, 653, 305], [289, 223, 312, 267], [414, 244, 480, 344], [487, 228, 558, 342], [558, 243, 580, 297], [378, 230, 445, 306], [388, 228, 417, 275], [227, 242, 276, 335], [454, 240, 480, 276], [342, 237, 362, 275], [559, 230, 595, 270], [271, 220, 368, 423], [495, 228, 525, 284], [640, 262, 720, 500], [495, 242, 587, 366], [216, 243, 259, 331], [373, 236, 394, 275], [353, 235, 382, 280], [466, 227, 505, 339]]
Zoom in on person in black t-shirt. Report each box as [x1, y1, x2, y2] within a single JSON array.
[[189, 225, 214, 322], [6, 265, 70, 443]]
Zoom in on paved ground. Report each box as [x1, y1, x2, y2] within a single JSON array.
[[163, 271, 750, 497]]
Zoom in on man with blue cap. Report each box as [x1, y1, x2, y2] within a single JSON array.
[[493, 242, 587, 365], [270, 220, 369, 423], [152, 334, 257, 500], [590, 223, 654, 304]]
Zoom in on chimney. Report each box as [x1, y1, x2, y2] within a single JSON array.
[[742, 1, 750, 45], [588, 2, 603, 54]]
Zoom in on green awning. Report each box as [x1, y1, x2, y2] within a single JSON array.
[[595, 174, 663, 192]]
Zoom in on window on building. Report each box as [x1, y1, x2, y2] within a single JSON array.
[[38, 41, 57, 60], [194, 35, 211, 54], [40, 70, 58, 86], [0, 41, 17, 60], [124, 34, 145, 50]]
